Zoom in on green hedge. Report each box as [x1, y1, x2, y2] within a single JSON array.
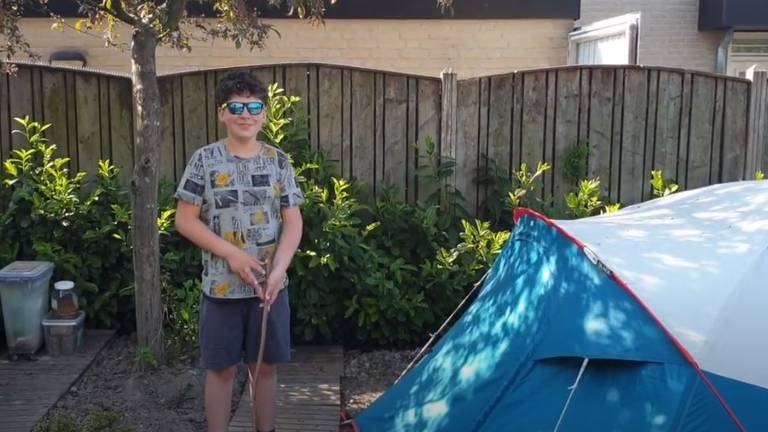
[[4, 84, 695, 354]]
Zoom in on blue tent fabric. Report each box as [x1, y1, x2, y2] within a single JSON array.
[[704, 372, 768, 431], [353, 213, 765, 431]]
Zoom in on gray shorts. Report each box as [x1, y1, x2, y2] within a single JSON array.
[[199, 289, 291, 370]]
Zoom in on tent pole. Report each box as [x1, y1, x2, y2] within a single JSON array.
[[553, 357, 590, 432], [396, 270, 491, 383]]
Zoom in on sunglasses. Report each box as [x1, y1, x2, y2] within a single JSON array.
[[221, 101, 265, 116]]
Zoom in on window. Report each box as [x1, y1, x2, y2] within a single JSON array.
[[728, 32, 768, 77], [569, 13, 640, 65]]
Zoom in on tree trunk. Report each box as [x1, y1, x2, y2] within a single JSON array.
[[130, 27, 165, 364]]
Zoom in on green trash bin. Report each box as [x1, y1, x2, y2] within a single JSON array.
[[0, 261, 54, 355]]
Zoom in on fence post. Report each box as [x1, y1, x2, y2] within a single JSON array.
[[746, 67, 768, 177], [440, 67, 458, 187]]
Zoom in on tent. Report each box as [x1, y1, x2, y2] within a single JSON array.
[[352, 180, 768, 431]]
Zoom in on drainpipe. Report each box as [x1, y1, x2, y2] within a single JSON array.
[[715, 29, 734, 74]]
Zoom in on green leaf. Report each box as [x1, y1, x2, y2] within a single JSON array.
[[74, 19, 88, 33]]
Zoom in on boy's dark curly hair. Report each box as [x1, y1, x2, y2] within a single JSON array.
[[215, 71, 268, 107]]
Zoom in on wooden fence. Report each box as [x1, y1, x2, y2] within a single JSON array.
[[156, 65, 441, 203], [1, 62, 766, 212], [450, 66, 756, 211], [0, 65, 134, 183]]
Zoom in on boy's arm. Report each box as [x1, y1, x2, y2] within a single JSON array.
[[264, 206, 303, 304], [175, 200, 265, 290]]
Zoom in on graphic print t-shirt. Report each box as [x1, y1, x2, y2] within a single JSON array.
[[175, 141, 304, 299]]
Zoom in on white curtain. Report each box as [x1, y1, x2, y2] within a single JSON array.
[[576, 33, 629, 65]]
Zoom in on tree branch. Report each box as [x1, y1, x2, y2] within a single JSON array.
[[163, 0, 187, 31], [99, 0, 140, 27], [75, 0, 140, 27]]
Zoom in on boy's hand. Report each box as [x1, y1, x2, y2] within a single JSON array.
[[264, 269, 285, 306], [224, 249, 265, 295]]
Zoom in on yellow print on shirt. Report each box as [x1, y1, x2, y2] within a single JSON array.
[[225, 231, 246, 248], [215, 171, 233, 187], [213, 281, 231, 296], [250, 210, 269, 225], [263, 147, 277, 158]]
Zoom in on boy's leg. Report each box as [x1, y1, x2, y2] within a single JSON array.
[[206, 365, 238, 432], [248, 361, 278, 431], [199, 296, 248, 432]]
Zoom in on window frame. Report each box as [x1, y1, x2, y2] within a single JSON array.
[[568, 13, 641, 65]]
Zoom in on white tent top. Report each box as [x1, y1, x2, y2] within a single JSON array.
[[555, 181, 768, 390]]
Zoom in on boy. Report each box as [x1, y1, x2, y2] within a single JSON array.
[[175, 71, 304, 432]]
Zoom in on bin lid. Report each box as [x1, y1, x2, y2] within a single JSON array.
[[0, 261, 55, 283], [54, 280, 75, 291]]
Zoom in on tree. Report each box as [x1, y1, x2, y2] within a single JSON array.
[[1, 0, 453, 364]]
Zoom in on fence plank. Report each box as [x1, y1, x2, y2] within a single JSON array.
[[309, 66, 320, 152], [252, 67, 276, 89], [374, 73, 384, 196], [764, 76, 768, 172], [588, 68, 614, 199], [65, 72, 78, 172], [318, 67, 343, 170], [274, 66, 285, 90], [284, 66, 310, 121], [182, 74, 208, 162], [686, 75, 717, 189], [214, 71, 226, 141], [8, 67, 33, 150], [342, 69, 352, 180], [440, 69, 458, 200], [746, 70, 768, 176], [416, 78, 441, 202], [206, 71, 218, 145], [553, 68, 581, 208], [520, 71, 548, 191], [710, 78, 725, 184], [579, 68, 591, 145], [642, 70, 659, 200], [608, 69, 625, 202], [0, 70, 8, 164], [722, 81, 749, 181], [109, 79, 134, 185], [677, 73, 693, 189], [487, 74, 514, 200], [511, 72, 523, 172], [350, 70, 375, 194], [99, 77, 111, 163], [543, 71, 556, 204], [477, 77, 490, 214], [456, 79, 481, 211], [40, 70, 69, 161], [383, 75, 408, 200], [158, 78, 176, 182], [406, 78, 418, 202], [653, 71, 683, 181], [75, 73, 102, 179], [31, 68, 43, 125], [619, 68, 648, 205], [171, 77, 185, 181]]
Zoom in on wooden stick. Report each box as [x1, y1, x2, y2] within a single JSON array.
[[249, 301, 271, 432]]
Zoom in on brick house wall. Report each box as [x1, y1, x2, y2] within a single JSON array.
[[14, 18, 573, 78]]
